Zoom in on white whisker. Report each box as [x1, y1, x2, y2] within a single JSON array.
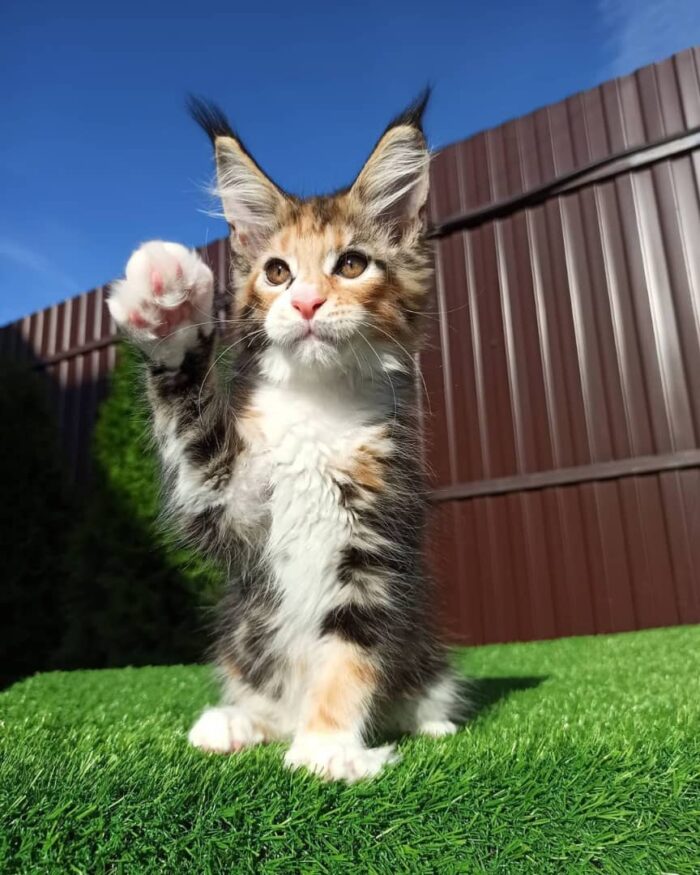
[[196, 328, 267, 423], [354, 319, 432, 417], [357, 330, 398, 425]]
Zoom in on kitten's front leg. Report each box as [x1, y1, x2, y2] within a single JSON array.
[[108, 241, 239, 552], [285, 639, 399, 782], [188, 706, 269, 753]]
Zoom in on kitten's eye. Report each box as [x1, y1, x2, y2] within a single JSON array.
[[264, 258, 291, 286], [335, 251, 368, 279]]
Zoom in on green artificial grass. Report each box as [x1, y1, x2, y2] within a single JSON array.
[[1, 626, 698, 874]]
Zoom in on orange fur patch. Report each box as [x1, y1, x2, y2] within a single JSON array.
[[334, 429, 388, 495], [351, 445, 385, 492], [304, 641, 378, 734]]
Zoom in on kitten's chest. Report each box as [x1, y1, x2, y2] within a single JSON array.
[[228, 385, 368, 539], [248, 383, 373, 497], [237, 384, 377, 638]]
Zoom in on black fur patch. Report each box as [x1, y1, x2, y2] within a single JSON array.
[[335, 479, 359, 509], [385, 87, 431, 134], [148, 332, 214, 401], [337, 543, 414, 587], [180, 505, 225, 553], [186, 419, 227, 466], [213, 571, 283, 693], [237, 621, 280, 690], [321, 604, 390, 649], [187, 96, 236, 142], [337, 546, 374, 585]]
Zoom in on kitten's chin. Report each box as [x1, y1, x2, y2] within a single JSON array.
[[288, 334, 341, 367], [259, 337, 345, 385], [265, 322, 347, 368]]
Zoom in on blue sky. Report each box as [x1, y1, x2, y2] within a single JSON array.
[[2, 0, 699, 325]]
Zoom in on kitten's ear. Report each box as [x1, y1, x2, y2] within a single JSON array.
[[349, 89, 431, 231], [188, 96, 286, 249], [214, 136, 286, 244]]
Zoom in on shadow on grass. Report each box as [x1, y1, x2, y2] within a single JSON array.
[[464, 675, 547, 723], [379, 676, 547, 743]]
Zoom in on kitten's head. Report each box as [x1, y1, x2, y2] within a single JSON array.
[[190, 93, 432, 374]]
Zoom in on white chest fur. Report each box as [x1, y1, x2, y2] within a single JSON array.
[[239, 379, 379, 654]]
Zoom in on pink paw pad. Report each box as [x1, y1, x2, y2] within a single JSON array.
[[128, 310, 150, 329], [151, 300, 193, 337], [151, 270, 164, 296]]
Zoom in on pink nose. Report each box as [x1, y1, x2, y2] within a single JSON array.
[[291, 290, 326, 321]]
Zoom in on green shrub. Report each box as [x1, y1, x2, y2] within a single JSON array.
[[56, 344, 223, 669], [0, 358, 73, 685]]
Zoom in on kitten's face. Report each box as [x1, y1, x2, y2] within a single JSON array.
[[240, 198, 430, 368], [191, 94, 432, 370]]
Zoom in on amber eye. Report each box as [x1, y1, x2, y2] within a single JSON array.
[[335, 251, 368, 279], [264, 258, 291, 286]]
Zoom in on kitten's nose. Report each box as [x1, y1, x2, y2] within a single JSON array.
[[291, 285, 326, 321]]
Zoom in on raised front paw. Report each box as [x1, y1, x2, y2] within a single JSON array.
[[108, 241, 214, 365], [285, 732, 399, 782]]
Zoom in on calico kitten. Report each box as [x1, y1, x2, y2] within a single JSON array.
[[107, 92, 460, 781]]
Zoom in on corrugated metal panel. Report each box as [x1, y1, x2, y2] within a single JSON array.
[[425, 47, 700, 643], [430, 470, 700, 645]]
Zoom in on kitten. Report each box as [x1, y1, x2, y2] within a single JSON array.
[[107, 92, 460, 782]]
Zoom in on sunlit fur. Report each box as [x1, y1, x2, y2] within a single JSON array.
[[108, 93, 461, 782]]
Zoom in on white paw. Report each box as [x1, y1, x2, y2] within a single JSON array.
[[188, 706, 264, 754], [284, 732, 399, 782], [108, 241, 214, 366], [417, 720, 458, 737]]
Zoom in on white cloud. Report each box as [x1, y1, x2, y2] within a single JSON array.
[[0, 238, 78, 294], [600, 0, 700, 78]]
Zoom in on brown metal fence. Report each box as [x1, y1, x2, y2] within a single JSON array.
[[0, 281, 115, 484], [2, 48, 699, 644], [423, 46, 700, 643]]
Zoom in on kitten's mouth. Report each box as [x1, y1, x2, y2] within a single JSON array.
[[299, 331, 332, 349], [273, 318, 347, 353], [298, 323, 334, 345]]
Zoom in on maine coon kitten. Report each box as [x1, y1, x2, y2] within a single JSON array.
[[107, 92, 460, 781]]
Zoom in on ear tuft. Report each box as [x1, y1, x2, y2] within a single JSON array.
[[188, 95, 286, 248], [187, 95, 236, 144], [350, 90, 432, 229], [383, 86, 431, 135], [214, 136, 285, 233]]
